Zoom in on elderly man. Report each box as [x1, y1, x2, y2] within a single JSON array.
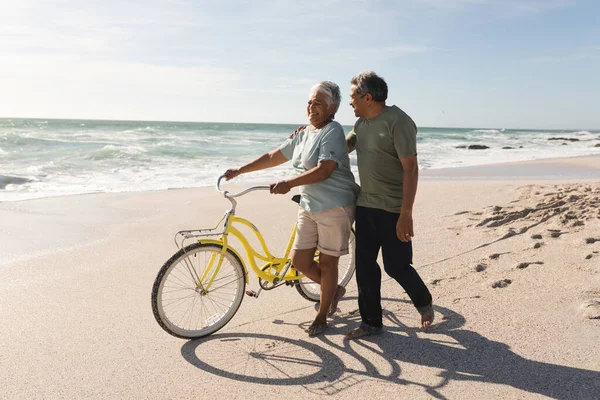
[[345, 71, 434, 340]]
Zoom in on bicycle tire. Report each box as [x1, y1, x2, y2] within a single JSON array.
[[295, 229, 355, 302], [151, 243, 246, 339]]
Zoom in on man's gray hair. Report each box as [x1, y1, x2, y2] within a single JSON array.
[[310, 81, 341, 119], [350, 71, 388, 102]]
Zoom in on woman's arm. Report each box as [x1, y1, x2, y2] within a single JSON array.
[[224, 149, 288, 180], [270, 160, 336, 194]]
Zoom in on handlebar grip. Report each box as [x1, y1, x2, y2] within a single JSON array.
[[216, 175, 226, 193]]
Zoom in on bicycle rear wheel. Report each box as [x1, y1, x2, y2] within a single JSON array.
[[296, 229, 355, 302], [151, 243, 246, 339]]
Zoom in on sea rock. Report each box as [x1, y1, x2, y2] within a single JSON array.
[[548, 137, 580, 142], [468, 145, 490, 150]]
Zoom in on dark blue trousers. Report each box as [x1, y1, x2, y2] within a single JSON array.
[[355, 206, 433, 328]]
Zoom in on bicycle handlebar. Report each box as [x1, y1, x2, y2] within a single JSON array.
[[216, 175, 270, 198]]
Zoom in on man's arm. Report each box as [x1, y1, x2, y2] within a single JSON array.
[[397, 155, 419, 242], [346, 131, 357, 153]]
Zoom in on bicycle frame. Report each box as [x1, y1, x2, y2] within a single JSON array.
[[188, 176, 305, 292]]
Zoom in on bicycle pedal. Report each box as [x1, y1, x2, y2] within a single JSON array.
[[245, 289, 258, 298]]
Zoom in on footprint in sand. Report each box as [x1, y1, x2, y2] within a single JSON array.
[[501, 230, 517, 240], [531, 234, 543, 239], [550, 231, 565, 238], [533, 242, 543, 249], [585, 237, 600, 244], [475, 264, 487, 272], [517, 261, 544, 269], [489, 252, 510, 260], [492, 279, 512, 288], [580, 300, 600, 320], [585, 254, 594, 260]]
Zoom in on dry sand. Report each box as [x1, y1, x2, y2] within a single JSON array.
[[1, 156, 599, 399]]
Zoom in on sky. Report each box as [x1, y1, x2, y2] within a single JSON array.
[[1, 0, 599, 129]]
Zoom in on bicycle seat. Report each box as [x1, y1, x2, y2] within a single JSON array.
[[291, 194, 301, 204]]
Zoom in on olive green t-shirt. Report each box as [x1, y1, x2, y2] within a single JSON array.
[[346, 105, 417, 213]]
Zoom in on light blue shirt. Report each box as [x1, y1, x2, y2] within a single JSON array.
[[279, 121, 359, 213]]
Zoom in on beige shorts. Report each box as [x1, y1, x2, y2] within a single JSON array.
[[293, 205, 355, 257]]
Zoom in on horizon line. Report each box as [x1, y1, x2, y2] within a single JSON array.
[[0, 116, 597, 132]]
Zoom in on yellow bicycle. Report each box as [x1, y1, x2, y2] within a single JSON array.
[[151, 176, 355, 339]]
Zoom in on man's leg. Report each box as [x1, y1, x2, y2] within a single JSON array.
[[345, 206, 384, 339], [379, 209, 434, 329]]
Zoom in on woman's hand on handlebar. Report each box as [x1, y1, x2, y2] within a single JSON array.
[[223, 168, 240, 181], [269, 180, 291, 194]]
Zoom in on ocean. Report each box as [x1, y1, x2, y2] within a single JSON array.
[[1, 118, 599, 201]]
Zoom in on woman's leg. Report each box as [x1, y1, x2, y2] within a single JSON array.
[[305, 206, 353, 336], [315, 253, 339, 322], [290, 208, 320, 282], [290, 249, 320, 283]]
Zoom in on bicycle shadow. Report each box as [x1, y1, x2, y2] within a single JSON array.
[[181, 297, 599, 399]]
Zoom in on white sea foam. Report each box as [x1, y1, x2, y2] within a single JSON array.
[[1, 119, 599, 201]]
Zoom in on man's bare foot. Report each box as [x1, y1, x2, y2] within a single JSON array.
[[344, 325, 383, 340], [328, 285, 346, 317], [420, 305, 434, 330], [306, 320, 328, 337]]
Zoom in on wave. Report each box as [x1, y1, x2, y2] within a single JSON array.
[[0, 175, 32, 190], [470, 129, 502, 134], [85, 144, 148, 161]]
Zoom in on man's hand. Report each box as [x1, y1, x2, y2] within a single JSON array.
[[223, 168, 240, 181], [270, 180, 291, 194], [396, 212, 414, 242], [289, 125, 306, 139]]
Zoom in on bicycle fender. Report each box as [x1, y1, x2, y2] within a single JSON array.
[[196, 239, 249, 284]]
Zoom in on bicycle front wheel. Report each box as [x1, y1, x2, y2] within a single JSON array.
[[296, 229, 355, 302], [151, 243, 246, 339]]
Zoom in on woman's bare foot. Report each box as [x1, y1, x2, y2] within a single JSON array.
[[306, 320, 328, 337], [420, 305, 435, 330], [328, 285, 346, 317]]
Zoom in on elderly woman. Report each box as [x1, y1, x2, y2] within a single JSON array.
[[224, 81, 358, 337]]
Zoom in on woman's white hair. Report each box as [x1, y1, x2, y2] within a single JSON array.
[[310, 81, 341, 119]]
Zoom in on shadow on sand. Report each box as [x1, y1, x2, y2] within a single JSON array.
[[181, 297, 599, 399]]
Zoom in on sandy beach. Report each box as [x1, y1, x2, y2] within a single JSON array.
[[1, 156, 599, 399]]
